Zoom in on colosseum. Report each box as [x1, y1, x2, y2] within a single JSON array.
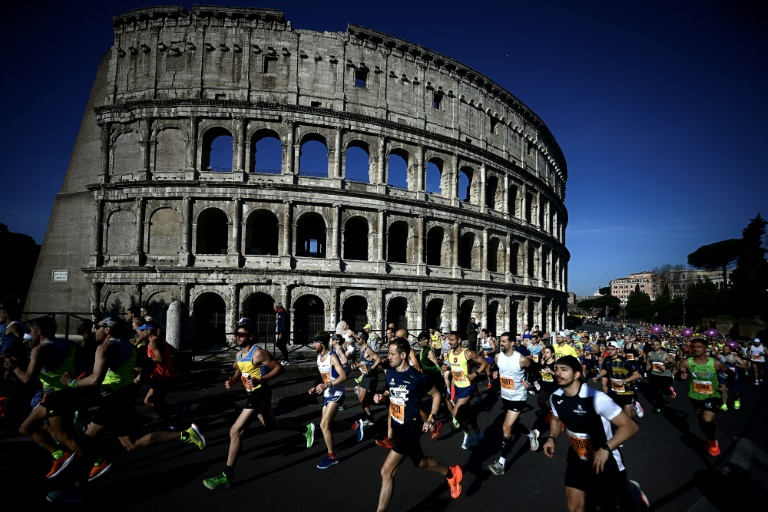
[[26, 5, 569, 348]]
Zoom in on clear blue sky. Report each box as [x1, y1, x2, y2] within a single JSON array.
[[2, 0, 766, 297]]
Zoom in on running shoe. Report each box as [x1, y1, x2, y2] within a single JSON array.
[[304, 423, 315, 448], [316, 455, 339, 469], [184, 423, 206, 450], [487, 460, 505, 476], [653, 407, 663, 414], [375, 436, 394, 449], [88, 458, 112, 481], [46, 451, 74, 478], [446, 465, 463, 498], [471, 431, 484, 448], [203, 472, 231, 490], [633, 400, 645, 418], [734, 399, 741, 410], [628, 480, 650, 509], [486, 381, 493, 390], [706, 440, 721, 457], [430, 420, 442, 440], [362, 418, 374, 427], [46, 486, 86, 504], [451, 417, 461, 431], [755, 381, 759, 386], [461, 434, 472, 450], [720, 404, 729, 412], [354, 419, 365, 442], [668, 386, 677, 399], [529, 429, 540, 452]]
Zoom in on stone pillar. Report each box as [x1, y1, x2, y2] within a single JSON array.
[[414, 145, 424, 192], [285, 121, 296, 176], [502, 174, 509, 216], [232, 198, 243, 265], [100, 123, 111, 183], [479, 163, 487, 210], [281, 201, 293, 258], [452, 221, 460, 272], [136, 197, 146, 265], [180, 196, 192, 266], [330, 204, 340, 259], [237, 117, 247, 173], [190, 116, 199, 176], [504, 233, 511, 282], [377, 210, 386, 262], [481, 227, 488, 278], [166, 300, 185, 351], [377, 137, 386, 185], [91, 197, 104, 266], [333, 127, 343, 179], [142, 119, 152, 179]]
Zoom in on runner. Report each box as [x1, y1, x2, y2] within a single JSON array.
[[645, 337, 678, 413], [598, 339, 643, 419], [748, 338, 765, 385], [444, 331, 488, 449], [543, 355, 648, 512], [416, 331, 445, 439], [373, 337, 463, 511], [308, 331, 364, 469], [486, 332, 540, 476], [202, 323, 315, 489], [679, 337, 732, 456], [353, 330, 382, 427], [717, 342, 748, 410]]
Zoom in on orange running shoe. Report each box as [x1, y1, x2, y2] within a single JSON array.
[[46, 452, 74, 478], [447, 465, 463, 499], [706, 440, 720, 457], [431, 420, 442, 440], [375, 437, 394, 449]]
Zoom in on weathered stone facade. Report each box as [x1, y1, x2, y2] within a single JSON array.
[[26, 5, 569, 347]]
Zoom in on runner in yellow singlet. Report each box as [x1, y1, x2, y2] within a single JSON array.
[[443, 331, 488, 450]]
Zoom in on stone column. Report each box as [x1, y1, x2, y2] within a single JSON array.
[[281, 201, 293, 260], [377, 209, 386, 262], [285, 121, 296, 176], [330, 204, 340, 259], [141, 119, 152, 179], [231, 198, 243, 266], [479, 163, 487, 210], [452, 221, 460, 272], [180, 196, 192, 266], [481, 227, 488, 278], [91, 197, 104, 266], [100, 123, 111, 183], [189, 116, 199, 177], [237, 117, 247, 173], [502, 174, 509, 216], [333, 127, 343, 179], [136, 197, 146, 265]]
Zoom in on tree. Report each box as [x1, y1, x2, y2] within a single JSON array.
[[578, 295, 621, 317], [729, 213, 768, 317], [0, 224, 40, 311], [687, 239, 742, 289], [598, 286, 611, 296], [685, 278, 720, 327], [625, 290, 653, 322]]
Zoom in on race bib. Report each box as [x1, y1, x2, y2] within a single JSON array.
[[500, 376, 516, 391], [566, 430, 595, 461], [652, 362, 665, 371], [541, 371, 554, 382], [610, 378, 626, 393], [320, 371, 332, 386], [389, 388, 407, 424], [452, 370, 467, 384], [626, 354, 635, 361], [693, 380, 713, 395], [753, 354, 764, 362], [241, 372, 254, 391], [532, 354, 539, 363]]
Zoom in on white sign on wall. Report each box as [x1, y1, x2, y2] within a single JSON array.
[[52, 269, 68, 282]]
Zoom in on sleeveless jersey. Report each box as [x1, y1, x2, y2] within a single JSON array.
[[39, 338, 77, 394], [148, 337, 176, 380], [539, 358, 558, 391], [648, 349, 673, 378], [419, 346, 440, 374], [687, 357, 721, 399], [101, 338, 137, 392], [550, 384, 626, 471], [317, 351, 344, 398], [358, 344, 376, 373], [497, 350, 527, 401], [449, 348, 471, 388], [237, 345, 269, 392]]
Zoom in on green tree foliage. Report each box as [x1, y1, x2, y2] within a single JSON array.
[[653, 283, 676, 325], [625, 290, 653, 322], [578, 295, 621, 317], [687, 239, 742, 289], [684, 278, 721, 326], [728, 213, 768, 317], [598, 286, 611, 296]]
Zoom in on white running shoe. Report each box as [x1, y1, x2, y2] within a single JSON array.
[[633, 400, 645, 418]]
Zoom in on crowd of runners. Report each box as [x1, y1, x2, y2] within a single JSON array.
[[1, 302, 766, 510]]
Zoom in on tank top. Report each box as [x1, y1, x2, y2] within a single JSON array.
[[317, 351, 344, 397], [419, 346, 440, 374], [449, 348, 471, 389], [539, 358, 557, 391], [497, 350, 527, 401], [101, 338, 138, 392], [148, 336, 176, 380], [687, 357, 721, 399], [648, 349, 673, 378], [358, 344, 376, 372], [39, 339, 77, 394], [236, 345, 269, 392]]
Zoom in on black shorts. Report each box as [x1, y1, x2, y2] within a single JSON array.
[[147, 378, 175, 400], [244, 386, 273, 411], [609, 393, 635, 408], [360, 373, 378, 393], [565, 449, 628, 510], [424, 370, 445, 394], [502, 398, 527, 413], [688, 395, 722, 415], [40, 388, 79, 419], [90, 384, 139, 436], [391, 419, 425, 458]]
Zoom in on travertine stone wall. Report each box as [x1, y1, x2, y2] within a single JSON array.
[[26, 6, 569, 343]]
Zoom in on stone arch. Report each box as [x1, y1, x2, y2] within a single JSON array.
[[191, 290, 227, 347], [385, 295, 408, 332], [292, 293, 326, 344], [250, 128, 282, 174], [241, 291, 278, 345], [488, 236, 501, 273], [105, 208, 136, 256], [425, 297, 445, 331], [298, 133, 329, 177], [387, 219, 410, 263], [425, 157, 443, 195], [342, 216, 369, 261], [487, 300, 500, 335], [486, 174, 500, 210], [340, 295, 368, 332], [458, 165, 475, 203], [459, 230, 480, 270], [152, 125, 188, 173], [295, 211, 327, 258], [195, 207, 229, 254], [344, 139, 371, 183], [201, 126, 233, 172], [112, 130, 142, 176], [458, 297, 476, 336], [426, 225, 444, 266], [147, 206, 181, 257], [102, 290, 134, 317], [245, 209, 279, 255], [386, 147, 410, 190]]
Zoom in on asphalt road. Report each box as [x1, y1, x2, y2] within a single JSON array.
[[2, 341, 768, 511]]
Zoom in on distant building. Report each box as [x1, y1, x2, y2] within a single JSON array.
[[610, 268, 731, 303], [611, 272, 656, 303]]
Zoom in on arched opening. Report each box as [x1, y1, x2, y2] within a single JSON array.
[[299, 139, 329, 177], [202, 127, 233, 172], [387, 151, 408, 189], [296, 213, 326, 258], [387, 221, 409, 263], [459, 232, 475, 269], [525, 191, 534, 223], [343, 216, 369, 261], [345, 143, 370, 183], [528, 244, 536, 278], [196, 208, 228, 254], [508, 184, 519, 217], [510, 242, 519, 275], [487, 301, 499, 335], [459, 167, 473, 202], [386, 297, 407, 332], [293, 294, 325, 345], [241, 292, 277, 346], [486, 176, 498, 210], [426, 226, 444, 266], [250, 131, 282, 174], [425, 298, 444, 331], [488, 237, 500, 272], [245, 210, 279, 255], [192, 292, 227, 348], [425, 159, 443, 194], [341, 296, 368, 332], [459, 299, 475, 338]]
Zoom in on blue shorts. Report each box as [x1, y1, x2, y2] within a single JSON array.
[[323, 392, 345, 407]]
